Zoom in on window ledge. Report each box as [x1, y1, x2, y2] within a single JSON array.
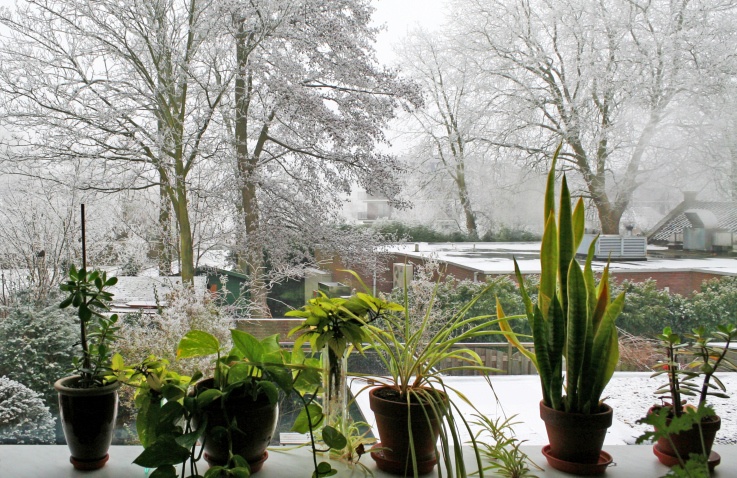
[[0, 444, 734, 477]]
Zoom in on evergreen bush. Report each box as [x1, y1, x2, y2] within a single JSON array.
[[0, 376, 56, 444], [0, 290, 77, 412]]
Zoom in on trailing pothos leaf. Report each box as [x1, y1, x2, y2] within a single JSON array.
[[118, 328, 348, 478], [497, 147, 624, 414]]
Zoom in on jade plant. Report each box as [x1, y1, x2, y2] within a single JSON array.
[[498, 148, 624, 414], [59, 265, 120, 387]]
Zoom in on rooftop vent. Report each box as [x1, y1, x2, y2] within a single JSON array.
[[576, 234, 647, 260]]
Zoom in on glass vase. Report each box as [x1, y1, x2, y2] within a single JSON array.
[[322, 345, 348, 433]]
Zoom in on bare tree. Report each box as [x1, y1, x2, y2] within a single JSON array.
[[220, 0, 420, 314], [0, 0, 232, 282], [395, 30, 494, 238], [453, 0, 734, 233]]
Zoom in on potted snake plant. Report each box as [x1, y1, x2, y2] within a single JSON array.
[[498, 148, 625, 474]]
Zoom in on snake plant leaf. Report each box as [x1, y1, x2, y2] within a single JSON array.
[[548, 296, 565, 410], [497, 299, 538, 367], [558, 176, 575, 315], [544, 144, 561, 226], [583, 237, 598, 319], [572, 198, 586, 253], [513, 259, 534, 322], [532, 304, 553, 407], [565, 260, 588, 412], [540, 211, 559, 320], [588, 292, 624, 412]]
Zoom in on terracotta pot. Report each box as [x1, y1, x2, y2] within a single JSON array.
[[369, 386, 447, 476], [649, 406, 721, 463], [54, 376, 120, 470], [193, 379, 278, 473], [540, 401, 613, 465]]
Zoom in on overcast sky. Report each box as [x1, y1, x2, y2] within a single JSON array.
[[372, 0, 446, 63]]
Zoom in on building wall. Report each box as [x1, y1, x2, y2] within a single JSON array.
[[322, 251, 733, 297], [606, 270, 726, 296]]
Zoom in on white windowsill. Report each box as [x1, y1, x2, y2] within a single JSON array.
[[0, 444, 733, 477]]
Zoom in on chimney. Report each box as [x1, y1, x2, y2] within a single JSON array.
[[682, 191, 698, 205]]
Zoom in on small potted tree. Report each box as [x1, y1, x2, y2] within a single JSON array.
[[637, 323, 737, 472], [498, 148, 625, 475], [55, 265, 121, 470]]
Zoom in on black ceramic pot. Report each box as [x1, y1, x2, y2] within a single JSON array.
[[54, 376, 120, 470], [193, 378, 278, 473]]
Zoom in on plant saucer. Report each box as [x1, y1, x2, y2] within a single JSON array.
[[542, 444, 612, 476], [653, 443, 720, 471], [370, 443, 436, 475]]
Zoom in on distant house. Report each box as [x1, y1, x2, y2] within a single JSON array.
[[647, 192, 737, 252]]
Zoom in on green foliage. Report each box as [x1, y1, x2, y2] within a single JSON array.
[[0, 290, 77, 411], [499, 150, 624, 414], [366, 277, 503, 477], [650, 324, 737, 416], [471, 414, 541, 478], [614, 280, 688, 337], [287, 270, 402, 358], [636, 405, 714, 477], [59, 265, 120, 387], [117, 329, 341, 478], [480, 225, 540, 242], [686, 277, 737, 332], [359, 221, 540, 243], [390, 274, 537, 343]]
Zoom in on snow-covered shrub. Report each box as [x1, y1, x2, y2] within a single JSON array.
[[386, 261, 536, 343], [612, 279, 688, 336], [116, 284, 233, 377], [0, 376, 56, 444], [686, 276, 737, 332], [0, 289, 77, 411]]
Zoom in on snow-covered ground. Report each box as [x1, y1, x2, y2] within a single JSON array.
[[350, 372, 737, 446]]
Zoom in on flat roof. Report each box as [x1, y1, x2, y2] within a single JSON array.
[[386, 242, 737, 276]]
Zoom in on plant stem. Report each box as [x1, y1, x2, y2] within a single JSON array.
[[668, 341, 682, 416], [698, 335, 732, 406]]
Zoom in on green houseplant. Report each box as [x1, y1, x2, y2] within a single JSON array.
[[363, 276, 503, 477], [498, 149, 624, 473], [120, 329, 339, 478], [637, 323, 737, 473], [287, 270, 402, 449], [55, 265, 121, 470]]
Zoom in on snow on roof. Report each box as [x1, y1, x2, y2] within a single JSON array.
[[649, 200, 737, 242], [386, 242, 737, 276], [108, 276, 207, 307]]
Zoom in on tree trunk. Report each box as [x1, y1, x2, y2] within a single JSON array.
[[455, 170, 478, 238], [174, 181, 195, 283], [158, 181, 173, 276], [235, 22, 270, 317]]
